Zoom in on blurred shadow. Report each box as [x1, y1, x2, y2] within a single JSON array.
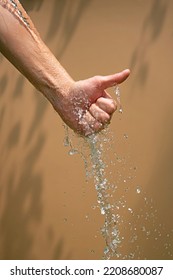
[[0, 134, 45, 259], [7, 122, 21, 149], [134, 110, 173, 260], [0, 53, 3, 63], [53, 238, 72, 260], [0, 106, 5, 130], [19, 0, 91, 59], [130, 0, 169, 88], [20, 0, 44, 12], [46, 0, 67, 42], [25, 89, 48, 144], [142, 0, 168, 42], [0, 74, 8, 96], [12, 75, 25, 99], [46, 0, 91, 58]]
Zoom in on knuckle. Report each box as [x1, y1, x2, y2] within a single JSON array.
[[93, 75, 102, 87], [109, 100, 117, 112], [103, 113, 111, 123]]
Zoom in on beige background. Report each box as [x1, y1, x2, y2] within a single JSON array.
[[0, 0, 173, 259]]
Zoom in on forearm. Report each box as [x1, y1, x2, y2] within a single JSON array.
[[0, 0, 74, 106]]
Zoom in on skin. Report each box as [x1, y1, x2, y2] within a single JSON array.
[[0, 0, 130, 136]]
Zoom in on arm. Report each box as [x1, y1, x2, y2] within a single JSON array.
[[0, 0, 130, 136]]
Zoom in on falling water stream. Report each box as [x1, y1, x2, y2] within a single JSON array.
[[115, 84, 123, 114], [63, 85, 123, 258], [64, 125, 120, 259], [63, 85, 173, 259], [86, 133, 121, 259]]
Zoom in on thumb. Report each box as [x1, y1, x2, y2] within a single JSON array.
[[100, 69, 130, 89]]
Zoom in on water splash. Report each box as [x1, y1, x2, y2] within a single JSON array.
[[63, 125, 173, 259], [114, 84, 123, 114], [1, 0, 30, 27]]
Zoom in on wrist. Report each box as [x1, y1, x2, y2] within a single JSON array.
[[42, 71, 75, 112]]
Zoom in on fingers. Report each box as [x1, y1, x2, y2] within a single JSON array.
[[89, 104, 111, 124], [88, 96, 117, 125], [69, 69, 130, 136], [95, 97, 117, 114], [78, 111, 103, 136], [99, 69, 130, 90]]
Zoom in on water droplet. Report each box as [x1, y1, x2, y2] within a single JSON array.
[[111, 228, 118, 237], [112, 238, 121, 247], [116, 156, 122, 163], [136, 186, 142, 194], [129, 253, 135, 259], [101, 207, 106, 215], [114, 85, 123, 113], [141, 226, 146, 232], [104, 247, 109, 255], [64, 136, 70, 147], [128, 208, 133, 214], [68, 149, 78, 156]]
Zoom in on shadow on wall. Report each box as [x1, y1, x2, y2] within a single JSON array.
[[45, 0, 91, 58], [128, 0, 173, 259], [21, 0, 91, 58], [0, 0, 90, 259], [20, 0, 44, 12], [0, 53, 3, 63], [129, 0, 168, 88], [0, 134, 45, 259], [144, 110, 173, 259]]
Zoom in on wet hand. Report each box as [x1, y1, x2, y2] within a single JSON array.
[[55, 69, 130, 136]]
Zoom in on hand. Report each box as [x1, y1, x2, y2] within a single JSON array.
[[54, 69, 130, 136]]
